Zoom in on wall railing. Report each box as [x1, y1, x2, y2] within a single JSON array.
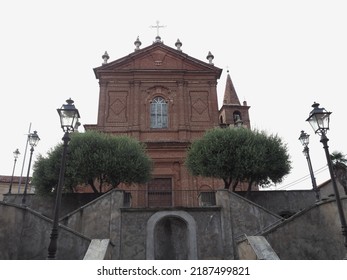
[[122, 189, 216, 208]]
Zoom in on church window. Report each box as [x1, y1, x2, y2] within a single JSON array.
[[148, 178, 172, 207], [150, 97, 168, 128]]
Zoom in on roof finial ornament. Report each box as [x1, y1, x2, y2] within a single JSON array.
[[150, 20, 166, 43], [175, 39, 182, 51], [102, 51, 109, 65], [206, 51, 214, 65], [134, 36, 142, 51]]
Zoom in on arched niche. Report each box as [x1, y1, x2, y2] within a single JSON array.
[[146, 211, 197, 259]]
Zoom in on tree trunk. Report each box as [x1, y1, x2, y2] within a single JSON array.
[[245, 179, 254, 198], [88, 179, 99, 193], [112, 180, 120, 189], [232, 180, 239, 192], [99, 176, 104, 193], [223, 178, 232, 189]]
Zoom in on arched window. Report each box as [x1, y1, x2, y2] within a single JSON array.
[[150, 97, 168, 128]]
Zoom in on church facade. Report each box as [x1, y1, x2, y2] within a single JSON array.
[[84, 36, 252, 207], [2, 35, 346, 261]]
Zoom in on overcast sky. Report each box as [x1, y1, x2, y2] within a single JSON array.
[[1, 0, 346, 191]]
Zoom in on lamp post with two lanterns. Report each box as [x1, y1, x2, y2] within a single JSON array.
[[21, 131, 40, 205], [298, 130, 320, 201], [306, 102, 347, 259], [47, 98, 80, 260], [8, 149, 20, 194]]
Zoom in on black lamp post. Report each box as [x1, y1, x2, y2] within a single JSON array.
[[47, 98, 80, 260], [306, 102, 347, 259], [21, 131, 40, 205], [298, 130, 320, 201], [8, 149, 20, 194]]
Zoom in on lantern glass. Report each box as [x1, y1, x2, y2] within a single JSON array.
[[306, 102, 331, 135], [299, 130, 310, 147], [57, 98, 80, 132], [28, 131, 40, 147], [13, 149, 20, 159]]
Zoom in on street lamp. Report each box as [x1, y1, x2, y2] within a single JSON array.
[[306, 102, 347, 259], [21, 131, 40, 205], [8, 149, 20, 194], [47, 98, 80, 260], [298, 130, 320, 201]]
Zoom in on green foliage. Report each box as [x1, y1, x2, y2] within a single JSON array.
[[32, 131, 152, 195], [185, 127, 291, 190], [32, 145, 64, 196], [331, 151, 347, 195], [330, 151, 347, 169]]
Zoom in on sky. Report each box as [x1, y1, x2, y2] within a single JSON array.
[[1, 0, 346, 191]]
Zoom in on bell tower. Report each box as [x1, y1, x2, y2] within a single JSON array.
[[219, 70, 251, 128]]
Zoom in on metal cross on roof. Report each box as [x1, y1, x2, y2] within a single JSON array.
[[150, 20, 166, 38]]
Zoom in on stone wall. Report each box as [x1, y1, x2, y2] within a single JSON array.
[[119, 208, 224, 260], [60, 190, 123, 259], [59, 189, 285, 260], [3, 192, 103, 218], [236, 180, 346, 218], [0, 201, 91, 259], [236, 190, 316, 217], [3, 189, 319, 222], [318, 179, 347, 199], [3, 188, 345, 259], [60, 188, 224, 260], [216, 190, 283, 239], [262, 197, 347, 259]]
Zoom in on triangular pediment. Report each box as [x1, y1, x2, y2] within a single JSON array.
[[94, 43, 222, 78]]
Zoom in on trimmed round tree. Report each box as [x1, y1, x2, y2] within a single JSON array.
[[185, 127, 291, 190], [32, 130, 152, 194]]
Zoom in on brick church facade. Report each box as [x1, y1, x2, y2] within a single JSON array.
[[84, 36, 251, 206], [4, 36, 346, 261]]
